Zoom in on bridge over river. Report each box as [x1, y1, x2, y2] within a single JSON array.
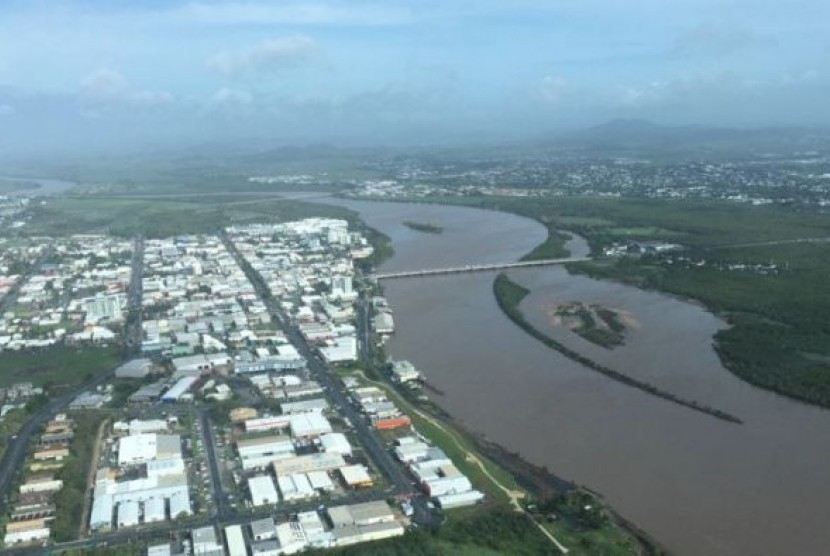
[[373, 256, 590, 280]]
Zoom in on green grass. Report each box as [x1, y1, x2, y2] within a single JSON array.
[[313, 507, 561, 556], [0, 345, 121, 389]]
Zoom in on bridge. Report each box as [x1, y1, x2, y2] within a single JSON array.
[[373, 256, 590, 280]]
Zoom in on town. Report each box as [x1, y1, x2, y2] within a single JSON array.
[[0, 218, 485, 555]]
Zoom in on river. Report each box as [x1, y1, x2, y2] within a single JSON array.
[[319, 196, 830, 556], [0, 176, 77, 197]]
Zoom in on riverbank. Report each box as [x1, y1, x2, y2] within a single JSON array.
[[493, 273, 743, 424]]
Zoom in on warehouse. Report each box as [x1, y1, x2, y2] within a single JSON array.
[[169, 491, 193, 518], [144, 497, 166, 523], [113, 418, 168, 436], [245, 415, 290, 433], [224, 524, 247, 556], [274, 521, 308, 555], [115, 358, 153, 378], [277, 473, 315, 501], [89, 493, 114, 530], [307, 470, 335, 492], [237, 435, 294, 459], [339, 465, 373, 488], [248, 475, 280, 507], [161, 376, 199, 402], [250, 517, 276, 541], [327, 500, 396, 528], [435, 490, 485, 509], [117, 500, 140, 528], [117, 433, 181, 465], [272, 453, 345, 476], [147, 457, 186, 478], [333, 521, 405, 547], [319, 433, 352, 456], [289, 413, 332, 438], [281, 398, 329, 414]]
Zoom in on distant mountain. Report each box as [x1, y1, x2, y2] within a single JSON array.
[[542, 119, 830, 156]]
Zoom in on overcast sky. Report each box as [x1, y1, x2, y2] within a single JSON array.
[[1, 0, 829, 157]]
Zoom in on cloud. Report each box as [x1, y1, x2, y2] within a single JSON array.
[[176, 2, 412, 26], [211, 87, 254, 106], [207, 36, 318, 76], [0, 104, 16, 116], [672, 22, 776, 57], [537, 76, 570, 103], [79, 68, 174, 107]]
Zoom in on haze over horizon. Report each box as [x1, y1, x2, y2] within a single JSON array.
[[1, 0, 829, 157]]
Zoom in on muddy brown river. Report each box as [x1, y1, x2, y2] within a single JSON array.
[[283, 194, 830, 555]]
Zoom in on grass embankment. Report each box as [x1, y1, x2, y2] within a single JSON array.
[[0, 345, 121, 390], [342, 366, 651, 555], [493, 273, 742, 424], [403, 220, 444, 234]]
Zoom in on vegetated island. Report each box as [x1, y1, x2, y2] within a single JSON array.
[[553, 301, 626, 349], [493, 272, 743, 424], [403, 220, 443, 234]]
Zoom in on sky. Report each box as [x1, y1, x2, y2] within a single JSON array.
[[0, 0, 829, 157]]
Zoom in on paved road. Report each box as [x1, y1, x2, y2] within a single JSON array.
[[221, 234, 415, 495]]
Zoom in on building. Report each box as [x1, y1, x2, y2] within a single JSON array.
[[339, 465, 374, 488], [274, 521, 308, 555], [272, 453, 345, 476], [248, 475, 280, 507], [237, 435, 295, 470], [319, 433, 352, 456], [144, 497, 166, 523], [117, 434, 181, 465], [390, 360, 420, 383], [192, 526, 223, 554], [84, 294, 125, 322], [114, 358, 153, 378], [288, 413, 332, 438], [250, 517, 276, 541], [229, 406, 258, 423], [277, 473, 315, 501], [280, 398, 329, 414], [435, 490, 485, 509], [117, 500, 140, 528], [224, 525, 247, 556], [161, 376, 199, 402], [373, 312, 394, 335]]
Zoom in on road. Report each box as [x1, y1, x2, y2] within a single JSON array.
[[197, 407, 231, 520], [123, 235, 144, 353], [373, 256, 591, 281], [221, 234, 415, 497]]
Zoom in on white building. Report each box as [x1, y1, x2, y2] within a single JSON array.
[[248, 475, 280, 507]]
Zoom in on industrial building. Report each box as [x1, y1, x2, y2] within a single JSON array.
[[237, 435, 295, 469], [161, 376, 199, 402], [248, 475, 280, 507], [224, 524, 247, 556], [339, 465, 374, 488], [117, 433, 181, 466], [288, 413, 332, 438], [318, 433, 352, 456], [272, 453, 345, 476], [277, 473, 316, 501]]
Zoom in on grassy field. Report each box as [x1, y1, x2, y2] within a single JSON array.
[[0, 345, 121, 389]]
